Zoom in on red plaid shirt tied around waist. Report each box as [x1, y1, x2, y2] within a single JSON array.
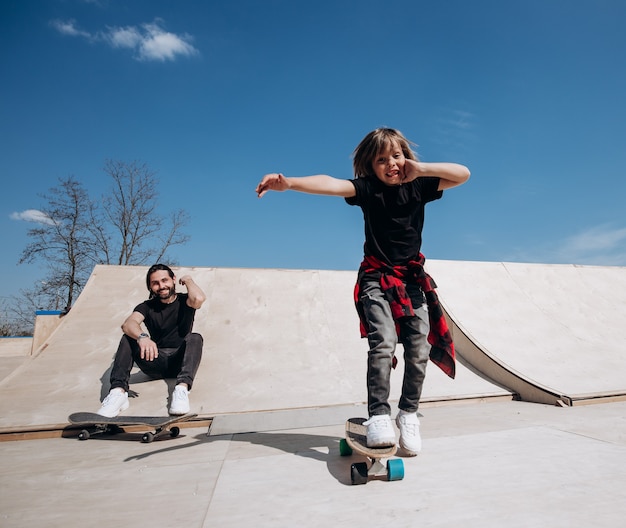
[[354, 254, 456, 379]]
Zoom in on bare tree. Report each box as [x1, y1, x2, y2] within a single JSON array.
[[18, 176, 98, 310], [0, 298, 29, 336], [7, 285, 63, 336], [15, 161, 190, 332], [96, 160, 190, 265]]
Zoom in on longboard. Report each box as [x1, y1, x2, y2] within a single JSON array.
[[339, 417, 404, 485], [68, 412, 198, 443]]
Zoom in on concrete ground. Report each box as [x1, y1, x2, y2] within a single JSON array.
[[2, 399, 626, 527], [1, 261, 625, 526]]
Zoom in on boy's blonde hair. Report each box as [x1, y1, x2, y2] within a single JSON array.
[[352, 128, 418, 178]]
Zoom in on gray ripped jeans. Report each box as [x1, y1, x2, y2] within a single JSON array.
[[358, 277, 430, 416]]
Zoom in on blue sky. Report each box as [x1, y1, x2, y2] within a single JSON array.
[[2, 0, 625, 303]]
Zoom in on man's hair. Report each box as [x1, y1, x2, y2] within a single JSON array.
[[352, 127, 418, 178], [146, 263, 175, 291]]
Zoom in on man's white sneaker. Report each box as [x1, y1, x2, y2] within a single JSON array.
[[169, 385, 190, 415], [97, 388, 129, 418], [364, 414, 396, 448], [396, 410, 421, 455]]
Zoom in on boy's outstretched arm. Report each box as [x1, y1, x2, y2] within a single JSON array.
[[256, 173, 356, 198], [404, 160, 470, 190]]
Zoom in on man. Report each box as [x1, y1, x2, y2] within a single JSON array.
[[98, 264, 206, 417]]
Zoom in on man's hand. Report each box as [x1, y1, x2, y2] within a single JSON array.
[[179, 275, 206, 309], [138, 336, 158, 361], [256, 173, 289, 197]]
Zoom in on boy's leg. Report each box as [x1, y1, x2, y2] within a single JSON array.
[[398, 304, 430, 412], [395, 305, 430, 455], [359, 279, 397, 416], [359, 279, 398, 447]]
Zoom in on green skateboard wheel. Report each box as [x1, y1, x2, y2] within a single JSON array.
[[339, 438, 353, 456]]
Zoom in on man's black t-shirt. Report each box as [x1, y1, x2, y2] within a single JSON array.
[[134, 293, 196, 348], [345, 176, 442, 265]]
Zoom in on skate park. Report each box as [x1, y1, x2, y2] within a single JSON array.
[[1, 260, 626, 527]]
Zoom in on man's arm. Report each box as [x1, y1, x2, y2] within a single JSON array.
[[404, 160, 470, 190], [121, 311, 146, 340], [121, 311, 158, 361], [179, 275, 206, 309], [256, 173, 356, 198]]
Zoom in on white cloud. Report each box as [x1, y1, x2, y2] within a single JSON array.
[[561, 225, 626, 253], [107, 26, 143, 49], [50, 18, 199, 62], [50, 19, 92, 39], [446, 109, 474, 131], [513, 224, 626, 266], [10, 209, 56, 225], [432, 107, 477, 152], [136, 22, 198, 61], [553, 224, 626, 265]]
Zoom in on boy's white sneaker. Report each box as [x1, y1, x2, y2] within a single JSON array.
[[364, 414, 396, 448], [97, 388, 129, 418], [169, 385, 190, 415], [396, 410, 421, 455]]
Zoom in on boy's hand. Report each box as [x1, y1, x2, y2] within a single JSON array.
[[256, 173, 289, 197], [402, 159, 421, 183]]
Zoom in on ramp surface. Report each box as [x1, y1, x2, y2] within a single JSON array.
[[426, 260, 626, 405], [0, 265, 505, 431]]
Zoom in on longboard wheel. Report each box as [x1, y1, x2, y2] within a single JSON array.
[[169, 426, 180, 438], [141, 432, 155, 443], [350, 462, 368, 485], [387, 459, 404, 481], [339, 438, 353, 456], [78, 430, 90, 441]]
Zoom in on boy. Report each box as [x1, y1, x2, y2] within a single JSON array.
[[256, 128, 469, 455]]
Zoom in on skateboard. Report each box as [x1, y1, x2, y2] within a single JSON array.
[[68, 412, 198, 443], [339, 417, 404, 485]]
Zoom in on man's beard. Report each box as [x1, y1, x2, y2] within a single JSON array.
[[157, 286, 176, 300]]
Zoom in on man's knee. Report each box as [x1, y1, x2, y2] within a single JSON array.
[[185, 333, 203, 354], [116, 334, 138, 356], [186, 332, 203, 345]]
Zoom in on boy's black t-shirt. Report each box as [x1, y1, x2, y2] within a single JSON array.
[[346, 176, 442, 266], [133, 293, 196, 348]]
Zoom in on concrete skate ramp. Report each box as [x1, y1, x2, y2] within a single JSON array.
[[426, 260, 626, 406], [0, 337, 31, 384], [0, 265, 507, 431]]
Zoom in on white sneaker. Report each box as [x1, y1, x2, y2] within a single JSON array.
[[97, 388, 129, 418], [396, 410, 421, 455], [364, 414, 396, 448], [169, 385, 190, 415]]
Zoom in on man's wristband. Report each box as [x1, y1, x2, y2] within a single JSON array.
[[137, 333, 150, 342]]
